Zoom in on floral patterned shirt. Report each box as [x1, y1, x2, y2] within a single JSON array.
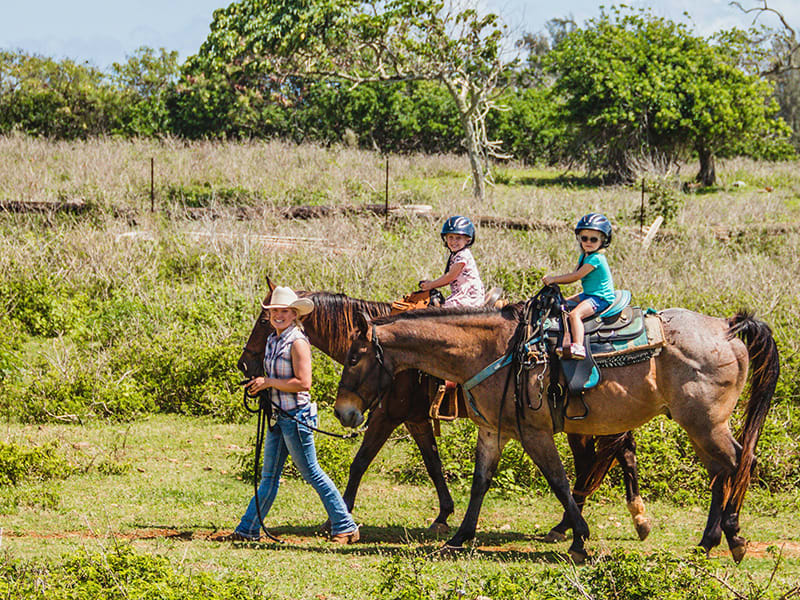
[[443, 248, 484, 308]]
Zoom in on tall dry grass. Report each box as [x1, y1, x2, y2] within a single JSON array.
[[1, 134, 798, 349]]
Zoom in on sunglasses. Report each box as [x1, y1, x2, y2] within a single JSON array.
[[579, 235, 600, 243]]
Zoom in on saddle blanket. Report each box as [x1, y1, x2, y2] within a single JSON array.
[[593, 311, 666, 365]]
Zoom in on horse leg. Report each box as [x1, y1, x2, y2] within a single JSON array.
[[404, 420, 455, 533], [721, 499, 747, 563], [615, 432, 651, 541], [335, 409, 398, 526], [519, 427, 590, 562], [546, 433, 596, 542], [445, 426, 506, 549], [684, 427, 740, 556], [721, 442, 747, 563]]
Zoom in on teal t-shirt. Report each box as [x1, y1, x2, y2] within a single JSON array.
[[579, 252, 615, 304]]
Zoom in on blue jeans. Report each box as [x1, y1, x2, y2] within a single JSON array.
[[235, 403, 357, 538]]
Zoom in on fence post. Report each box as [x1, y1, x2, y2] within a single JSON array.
[[150, 157, 155, 213]]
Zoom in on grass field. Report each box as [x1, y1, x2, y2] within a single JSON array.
[[1, 136, 799, 598]]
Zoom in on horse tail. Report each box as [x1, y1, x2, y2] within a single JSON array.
[[574, 433, 625, 499], [724, 311, 780, 511]]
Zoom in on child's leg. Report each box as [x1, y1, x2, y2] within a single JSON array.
[[568, 299, 596, 347]]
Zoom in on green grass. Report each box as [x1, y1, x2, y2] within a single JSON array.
[[1, 137, 800, 598], [1, 415, 799, 599]]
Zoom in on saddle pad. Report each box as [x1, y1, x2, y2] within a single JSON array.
[[592, 313, 665, 360], [560, 313, 665, 394]]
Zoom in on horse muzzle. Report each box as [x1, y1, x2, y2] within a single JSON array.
[[334, 388, 366, 428]]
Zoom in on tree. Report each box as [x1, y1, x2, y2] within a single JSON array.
[[0, 51, 121, 139], [729, 1, 800, 148], [110, 47, 180, 137], [544, 7, 793, 185], [186, 0, 517, 200]]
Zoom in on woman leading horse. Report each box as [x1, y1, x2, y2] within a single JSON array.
[[239, 278, 651, 540], [335, 302, 779, 562]]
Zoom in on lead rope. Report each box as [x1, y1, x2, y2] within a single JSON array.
[[242, 386, 283, 543]]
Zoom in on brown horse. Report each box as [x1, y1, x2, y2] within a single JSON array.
[[335, 304, 779, 562], [238, 279, 651, 539]]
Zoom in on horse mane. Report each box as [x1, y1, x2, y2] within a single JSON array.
[[299, 291, 392, 358], [371, 303, 521, 326]]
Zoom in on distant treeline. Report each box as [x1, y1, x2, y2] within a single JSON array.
[[2, 14, 799, 174], [0, 48, 560, 162]]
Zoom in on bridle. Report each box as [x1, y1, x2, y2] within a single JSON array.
[[339, 324, 395, 418]]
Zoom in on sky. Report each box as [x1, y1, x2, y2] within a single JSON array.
[[1, 0, 798, 71]]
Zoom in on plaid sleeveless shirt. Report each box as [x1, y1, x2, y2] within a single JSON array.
[[263, 324, 311, 411]]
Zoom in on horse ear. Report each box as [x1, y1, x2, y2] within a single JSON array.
[[355, 311, 371, 337], [266, 275, 276, 292]]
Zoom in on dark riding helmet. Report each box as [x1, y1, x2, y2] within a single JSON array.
[[440, 215, 476, 247], [575, 213, 612, 248]]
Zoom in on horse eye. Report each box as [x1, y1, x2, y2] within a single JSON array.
[[259, 318, 269, 326], [348, 353, 359, 366]]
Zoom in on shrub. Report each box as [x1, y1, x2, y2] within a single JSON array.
[[0, 486, 61, 513], [646, 177, 684, 223], [0, 440, 73, 485], [0, 273, 66, 337], [311, 352, 342, 408], [12, 368, 155, 424], [165, 182, 263, 208], [392, 419, 565, 496], [375, 550, 733, 599], [127, 337, 244, 421], [488, 265, 546, 301], [0, 546, 271, 599]]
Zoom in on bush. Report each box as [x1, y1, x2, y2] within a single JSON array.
[[0, 273, 66, 337], [392, 419, 566, 496], [0, 546, 271, 599], [0, 440, 73, 485], [129, 339, 244, 421], [11, 368, 155, 424], [488, 265, 546, 301], [0, 486, 61, 513], [375, 550, 734, 599]]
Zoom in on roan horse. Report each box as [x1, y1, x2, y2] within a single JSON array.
[[238, 279, 651, 540], [335, 303, 779, 562]]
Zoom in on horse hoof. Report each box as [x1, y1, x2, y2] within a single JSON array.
[[544, 529, 568, 543], [568, 548, 589, 564], [437, 544, 465, 557], [731, 541, 748, 564], [428, 521, 450, 535], [634, 518, 652, 541]]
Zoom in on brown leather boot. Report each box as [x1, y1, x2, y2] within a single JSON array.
[[330, 527, 360, 544]]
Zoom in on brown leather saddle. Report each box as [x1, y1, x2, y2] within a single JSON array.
[[391, 286, 504, 434], [390, 289, 438, 314]]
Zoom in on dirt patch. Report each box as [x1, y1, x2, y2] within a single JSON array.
[[709, 540, 800, 559]]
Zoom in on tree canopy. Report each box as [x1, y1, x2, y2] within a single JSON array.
[[544, 7, 793, 184], [183, 0, 518, 200]]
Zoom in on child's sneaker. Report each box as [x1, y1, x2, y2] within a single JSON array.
[[569, 343, 586, 359]]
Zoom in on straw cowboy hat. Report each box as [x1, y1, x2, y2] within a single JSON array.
[[261, 286, 314, 316]]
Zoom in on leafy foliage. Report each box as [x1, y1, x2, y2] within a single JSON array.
[[0, 440, 72, 486], [545, 7, 794, 183], [0, 547, 272, 599], [375, 551, 733, 599]]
